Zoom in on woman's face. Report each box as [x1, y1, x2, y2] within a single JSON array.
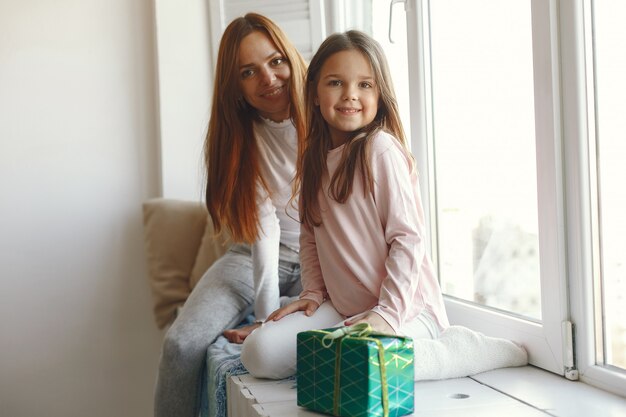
[[238, 31, 291, 122]]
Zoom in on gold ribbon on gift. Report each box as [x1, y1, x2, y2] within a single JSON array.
[[321, 323, 390, 417], [321, 322, 372, 347]]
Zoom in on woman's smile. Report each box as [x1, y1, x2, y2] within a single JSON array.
[[259, 85, 286, 98], [238, 31, 291, 121]]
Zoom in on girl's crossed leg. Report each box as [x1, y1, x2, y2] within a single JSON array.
[[241, 301, 436, 380], [241, 301, 344, 379]]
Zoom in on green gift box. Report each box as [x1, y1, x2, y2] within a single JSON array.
[[297, 323, 414, 417]]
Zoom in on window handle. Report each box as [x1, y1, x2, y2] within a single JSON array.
[[389, 0, 407, 43]]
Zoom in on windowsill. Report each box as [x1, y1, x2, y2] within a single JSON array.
[[228, 365, 626, 417]]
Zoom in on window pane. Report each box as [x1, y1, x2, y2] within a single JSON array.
[[591, 0, 626, 370], [429, 0, 541, 319]]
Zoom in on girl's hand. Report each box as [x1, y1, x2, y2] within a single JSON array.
[[344, 311, 395, 335], [266, 299, 320, 322]]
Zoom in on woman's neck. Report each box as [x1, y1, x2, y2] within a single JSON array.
[[258, 109, 290, 123]]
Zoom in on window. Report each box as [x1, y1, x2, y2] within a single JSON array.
[[400, 0, 569, 377], [588, 0, 626, 373], [427, 0, 541, 321], [568, 0, 626, 395]]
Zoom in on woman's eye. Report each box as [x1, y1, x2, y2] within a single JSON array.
[[271, 57, 285, 66], [241, 69, 254, 79]]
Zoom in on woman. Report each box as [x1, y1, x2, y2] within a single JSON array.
[[154, 13, 306, 417]]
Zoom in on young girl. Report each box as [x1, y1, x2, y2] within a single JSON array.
[[241, 30, 450, 380]]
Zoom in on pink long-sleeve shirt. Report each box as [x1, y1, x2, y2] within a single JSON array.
[[299, 130, 449, 334]]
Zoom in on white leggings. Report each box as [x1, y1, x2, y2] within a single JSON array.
[[240, 301, 437, 380]]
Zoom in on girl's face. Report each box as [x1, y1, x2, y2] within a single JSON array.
[[315, 49, 380, 148], [238, 31, 291, 122]]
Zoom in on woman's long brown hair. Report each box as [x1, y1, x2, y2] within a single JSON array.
[[296, 30, 412, 228], [204, 13, 306, 242]]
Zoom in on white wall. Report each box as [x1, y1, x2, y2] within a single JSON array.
[[154, 0, 212, 201], [0, 1, 163, 416]]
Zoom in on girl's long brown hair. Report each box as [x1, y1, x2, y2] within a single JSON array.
[[204, 13, 306, 242], [296, 30, 412, 228]]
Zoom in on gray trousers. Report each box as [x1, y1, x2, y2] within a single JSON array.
[[154, 243, 301, 417]]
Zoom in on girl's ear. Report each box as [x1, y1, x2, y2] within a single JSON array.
[[314, 96, 320, 106]]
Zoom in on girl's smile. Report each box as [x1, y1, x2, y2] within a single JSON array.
[[335, 106, 361, 114], [315, 49, 380, 148]]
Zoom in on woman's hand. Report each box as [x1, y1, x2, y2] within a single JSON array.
[[266, 299, 320, 322], [344, 311, 395, 335], [223, 322, 261, 344]]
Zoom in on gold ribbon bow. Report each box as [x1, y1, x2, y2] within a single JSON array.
[[321, 322, 372, 348]]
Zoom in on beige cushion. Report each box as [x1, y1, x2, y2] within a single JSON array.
[[142, 198, 208, 328]]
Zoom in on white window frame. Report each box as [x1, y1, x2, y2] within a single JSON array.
[[563, 0, 626, 397], [403, 0, 569, 376]]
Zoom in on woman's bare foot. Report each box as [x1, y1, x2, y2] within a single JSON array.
[[223, 322, 262, 344]]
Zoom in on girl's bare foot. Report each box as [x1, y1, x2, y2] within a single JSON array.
[[344, 311, 395, 335], [223, 322, 262, 344]]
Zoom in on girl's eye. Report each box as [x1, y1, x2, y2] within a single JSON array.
[[359, 82, 373, 88], [328, 80, 342, 87]]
